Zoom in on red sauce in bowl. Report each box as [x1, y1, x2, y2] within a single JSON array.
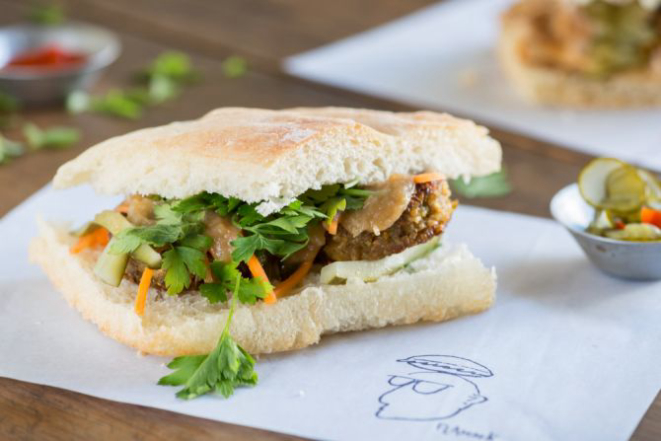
[[4, 44, 87, 71]]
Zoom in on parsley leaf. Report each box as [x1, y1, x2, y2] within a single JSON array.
[[177, 246, 207, 279], [179, 234, 213, 251], [0, 92, 19, 114], [159, 277, 258, 399], [0, 134, 25, 165], [162, 248, 191, 295], [200, 283, 228, 304], [111, 224, 182, 253], [153, 203, 184, 225], [27, 3, 65, 26], [230, 234, 283, 263], [450, 169, 512, 199], [23, 123, 80, 150], [222, 56, 248, 79], [200, 261, 270, 305], [147, 51, 198, 83]]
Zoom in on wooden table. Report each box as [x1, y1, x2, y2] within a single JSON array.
[[0, 1, 658, 439]]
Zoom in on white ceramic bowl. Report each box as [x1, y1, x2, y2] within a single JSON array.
[[0, 22, 120, 104]]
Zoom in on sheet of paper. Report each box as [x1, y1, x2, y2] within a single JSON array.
[[284, 0, 661, 171], [1, 185, 660, 440]]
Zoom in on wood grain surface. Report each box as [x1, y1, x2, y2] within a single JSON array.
[[0, 0, 658, 440]]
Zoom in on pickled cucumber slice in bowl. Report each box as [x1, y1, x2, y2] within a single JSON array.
[[578, 158, 646, 212]]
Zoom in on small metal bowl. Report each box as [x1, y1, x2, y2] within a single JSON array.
[[0, 22, 121, 105], [550, 183, 661, 280]]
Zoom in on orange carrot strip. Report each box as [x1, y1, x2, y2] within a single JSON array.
[[134, 268, 154, 316], [247, 255, 276, 304], [326, 213, 341, 235], [70, 228, 109, 254], [70, 234, 94, 254], [274, 261, 313, 299], [641, 207, 661, 228], [413, 172, 444, 184], [93, 228, 110, 247]]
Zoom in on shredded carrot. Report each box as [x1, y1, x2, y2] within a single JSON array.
[[641, 207, 661, 229], [70, 228, 109, 254], [247, 255, 276, 304], [134, 268, 154, 316], [413, 172, 444, 184], [326, 213, 341, 235], [274, 261, 313, 299]]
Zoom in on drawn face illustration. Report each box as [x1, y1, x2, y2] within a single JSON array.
[[376, 355, 493, 421]]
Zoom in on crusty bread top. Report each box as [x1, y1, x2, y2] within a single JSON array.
[[54, 107, 501, 213]]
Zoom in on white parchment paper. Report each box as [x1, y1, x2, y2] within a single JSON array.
[[1, 185, 660, 441], [284, 0, 661, 171]]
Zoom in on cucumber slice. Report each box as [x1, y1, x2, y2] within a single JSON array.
[[605, 223, 661, 241], [578, 158, 624, 209], [94, 210, 133, 235], [578, 158, 646, 212], [320, 236, 440, 284], [133, 244, 162, 268], [604, 165, 646, 212], [71, 221, 100, 237], [94, 238, 130, 287], [587, 209, 614, 235], [94, 210, 162, 268]]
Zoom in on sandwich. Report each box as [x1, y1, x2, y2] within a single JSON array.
[[499, 0, 661, 107], [30, 107, 501, 398]]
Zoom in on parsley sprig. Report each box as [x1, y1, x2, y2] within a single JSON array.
[[158, 277, 258, 399]]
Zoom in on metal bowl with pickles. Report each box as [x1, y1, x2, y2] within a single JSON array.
[[551, 158, 661, 280]]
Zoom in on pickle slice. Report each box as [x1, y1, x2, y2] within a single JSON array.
[[578, 158, 646, 212], [587, 210, 614, 235], [605, 223, 661, 241], [603, 165, 646, 212], [578, 158, 625, 208], [94, 238, 130, 286], [638, 169, 661, 208], [94, 210, 162, 269]]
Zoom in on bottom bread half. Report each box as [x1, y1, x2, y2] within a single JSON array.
[[30, 219, 496, 356]]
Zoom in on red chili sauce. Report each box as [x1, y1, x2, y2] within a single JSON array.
[[4, 44, 87, 71]]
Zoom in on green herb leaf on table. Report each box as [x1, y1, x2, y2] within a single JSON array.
[[92, 90, 144, 120], [0, 134, 25, 164], [222, 56, 248, 79], [27, 3, 64, 26], [0, 92, 19, 114], [148, 75, 180, 104], [22, 123, 80, 150], [147, 52, 198, 83], [159, 278, 258, 400], [450, 169, 512, 199]]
